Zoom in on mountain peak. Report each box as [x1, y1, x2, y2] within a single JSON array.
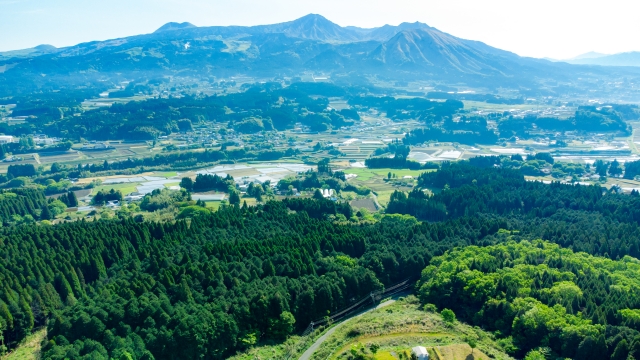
[[271, 13, 358, 42], [154, 22, 197, 33], [295, 13, 329, 21], [34, 44, 57, 51], [568, 51, 608, 61], [397, 21, 431, 29]]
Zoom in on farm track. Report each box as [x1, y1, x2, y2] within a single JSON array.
[[298, 299, 397, 360]]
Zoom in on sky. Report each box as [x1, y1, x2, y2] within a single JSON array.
[[1, 0, 640, 59]]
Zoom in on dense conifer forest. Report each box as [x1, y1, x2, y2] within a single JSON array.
[[0, 188, 48, 223], [3, 159, 640, 358]]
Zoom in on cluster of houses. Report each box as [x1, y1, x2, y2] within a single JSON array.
[[0, 134, 61, 145]]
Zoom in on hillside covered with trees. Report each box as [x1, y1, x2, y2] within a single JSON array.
[[419, 240, 640, 359], [4, 158, 640, 358]]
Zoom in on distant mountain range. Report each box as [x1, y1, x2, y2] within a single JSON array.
[[563, 51, 640, 67], [1, 14, 639, 97]]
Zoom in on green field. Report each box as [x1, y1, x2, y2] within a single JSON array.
[[231, 297, 511, 360], [92, 182, 140, 196], [344, 168, 433, 179], [4, 328, 46, 360], [310, 297, 510, 360]]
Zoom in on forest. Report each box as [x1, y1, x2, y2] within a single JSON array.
[[498, 104, 636, 137], [0, 82, 460, 140], [3, 158, 640, 358], [419, 240, 640, 359], [0, 199, 499, 359]]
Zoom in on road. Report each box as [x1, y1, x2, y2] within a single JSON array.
[[371, 192, 382, 211], [298, 299, 397, 360]]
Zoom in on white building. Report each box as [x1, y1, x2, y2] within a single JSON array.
[[0, 135, 15, 144], [124, 195, 144, 202], [412, 346, 429, 360]]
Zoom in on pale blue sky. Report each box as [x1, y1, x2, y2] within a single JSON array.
[[1, 0, 639, 59]]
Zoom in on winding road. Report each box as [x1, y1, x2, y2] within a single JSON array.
[[298, 298, 397, 360]]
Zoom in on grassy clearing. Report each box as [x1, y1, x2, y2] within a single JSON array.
[[310, 297, 512, 360], [4, 328, 46, 360], [204, 201, 222, 211], [345, 168, 433, 181], [375, 190, 395, 207], [93, 182, 139, 195]]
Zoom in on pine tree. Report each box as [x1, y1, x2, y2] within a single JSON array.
[[40, 205, 52, 221], [67, 191, 78, 207], [229, 191, 240, 206]]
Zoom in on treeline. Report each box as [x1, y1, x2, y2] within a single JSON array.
[[348, 96, 462, 122], [419, 240, 640, 359], [426, 91, 524, 105], [387, 160, 640, 260], [498, 104, 636, 137], [365, 143, 440, 170], [46, 148, 298, 179], [386, 161, 640, 223], [403, 126, 499, 145], [179, 173, 235, 193]]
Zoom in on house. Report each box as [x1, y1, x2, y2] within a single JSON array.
[[411, 346, 429, 360], [0, 135, 15, 144], [124, 195, 144, 202]]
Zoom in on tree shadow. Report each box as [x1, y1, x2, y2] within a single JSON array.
[[465, 354, 478, 360]]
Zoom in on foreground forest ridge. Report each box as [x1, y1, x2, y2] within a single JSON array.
[[1, 159, 640, 359]]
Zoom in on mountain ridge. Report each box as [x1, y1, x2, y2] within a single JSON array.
[[1, 13, 640, 98], [566, 51, 640, 67]]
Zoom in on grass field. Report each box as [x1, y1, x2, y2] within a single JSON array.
[[93, 182, 140, 196], [342, 167, 435, 205], [345, 168, 433, 180], [4, 328, 46, 360], [310, 297, 512, 360]]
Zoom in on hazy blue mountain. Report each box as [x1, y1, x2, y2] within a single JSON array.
[[345, 21, 432, 41], [569, 51, 608, 60], [154, 22, 197, 33], [1, 14, 640, 97], [567, 52, 640, 67], [0, 44, 59, 60], [369, 28, 498, 73], [258, 13, 361, 42]]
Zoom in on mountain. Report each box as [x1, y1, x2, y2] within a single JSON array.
[[369, 28, 503, 74], [154, 22, 197, 33], [0, 44, 59, 60], [567, 51, 640, 67], [1, 14, 640, 98], [258, 13, 361, 42], [345, 21, 432, 42], [569, 51, 608, 60]]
